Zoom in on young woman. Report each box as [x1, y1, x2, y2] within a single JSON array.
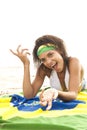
[[10, 35, 86, 110]]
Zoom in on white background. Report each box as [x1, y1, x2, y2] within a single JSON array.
[[0, 0, 87, 77]]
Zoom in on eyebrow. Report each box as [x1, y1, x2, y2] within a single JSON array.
[[40, 51, 54, 60]]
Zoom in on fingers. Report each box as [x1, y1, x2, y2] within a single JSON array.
[[46, 100, 52, 110], [40, 89, 48, 107], [39, 88, 58, 110], [53, 90, 58, 99], [10, 45, 31, 65], [40, 100, 47, 106], [39, 89, 45, 100], [40, 98, 52, 110], [17, 45, 21, 53], [17, 45, 30, 55], [9, 49, 18, 56], [39, 89, 53, 110], [10, 45, 30, 56], [10, 45, 21, 56]]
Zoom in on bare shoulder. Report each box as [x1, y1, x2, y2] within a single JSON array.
[[68, 57, 83, 72], [68, 57, 84, 83], [69, 57, 81, 67], [69, 57, 80, 64]]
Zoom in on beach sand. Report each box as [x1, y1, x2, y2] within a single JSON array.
[[0, 66, 50, 96]]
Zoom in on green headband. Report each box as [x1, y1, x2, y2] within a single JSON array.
[[37, 44, 55, 56]]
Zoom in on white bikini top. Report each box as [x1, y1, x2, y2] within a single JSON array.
[[50, 68, 69, 90]]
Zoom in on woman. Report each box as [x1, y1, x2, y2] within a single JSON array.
[[10, 35, 86, 110]]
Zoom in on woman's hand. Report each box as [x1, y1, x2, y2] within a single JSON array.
[[10, 45, 30, 65], [40, 88, 58, 110]]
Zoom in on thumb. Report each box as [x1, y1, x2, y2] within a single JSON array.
[[39, 89, 45, 99], [53, 90, 58, 99]]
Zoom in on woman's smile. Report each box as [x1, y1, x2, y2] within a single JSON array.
[[39, 50, 64, 72]]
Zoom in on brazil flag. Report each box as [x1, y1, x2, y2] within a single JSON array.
[[0, 90, 87, 130]]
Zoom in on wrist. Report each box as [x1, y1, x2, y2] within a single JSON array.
[[52, 88, 58, 99], [24, 62, 30, 67], [57, 90, 61, 97]]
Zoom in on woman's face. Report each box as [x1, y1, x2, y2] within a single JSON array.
[[38, 50, 64, 72]]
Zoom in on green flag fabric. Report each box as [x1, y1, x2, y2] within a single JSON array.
[[0, 90, 87, 130]]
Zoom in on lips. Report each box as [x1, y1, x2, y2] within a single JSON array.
[[51, 63, 58, 70]]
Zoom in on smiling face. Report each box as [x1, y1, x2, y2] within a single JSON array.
[[38, 50, 64, 72]]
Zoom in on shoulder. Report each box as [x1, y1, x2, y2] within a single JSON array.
[[69, 57, 80, 65], [68, 57, 83, 72]]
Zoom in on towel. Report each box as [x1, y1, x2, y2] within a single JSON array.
[[0, 90, 87, 130]]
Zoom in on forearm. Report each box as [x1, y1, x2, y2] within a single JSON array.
[[58, 91, 78, 101], [23, 64, 33, 99]]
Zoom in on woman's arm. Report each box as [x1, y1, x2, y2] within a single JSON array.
[[10, 45, 45, 99], [23, 64, 45, 98], [58, 57, 82, 101], [40, 57, 83, 110]]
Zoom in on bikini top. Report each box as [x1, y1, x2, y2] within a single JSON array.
[[50, 68, 69, 90]]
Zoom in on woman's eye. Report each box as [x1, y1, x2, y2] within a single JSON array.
[[48, 53, 53, 57]]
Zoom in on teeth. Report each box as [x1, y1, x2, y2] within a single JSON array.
[[51, 64, 55, 68]]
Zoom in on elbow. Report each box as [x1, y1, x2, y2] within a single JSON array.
[[24, 93, 34, 99], [63, 91, 78, 101], [23, 88, 35, 99], [70, 91, 78, 100], [24, 95, 32, 99], [23, 91, 37, 99], [58, 90, 78, 101]]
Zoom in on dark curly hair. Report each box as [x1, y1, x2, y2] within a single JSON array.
[[33, 35, 69, 67]]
